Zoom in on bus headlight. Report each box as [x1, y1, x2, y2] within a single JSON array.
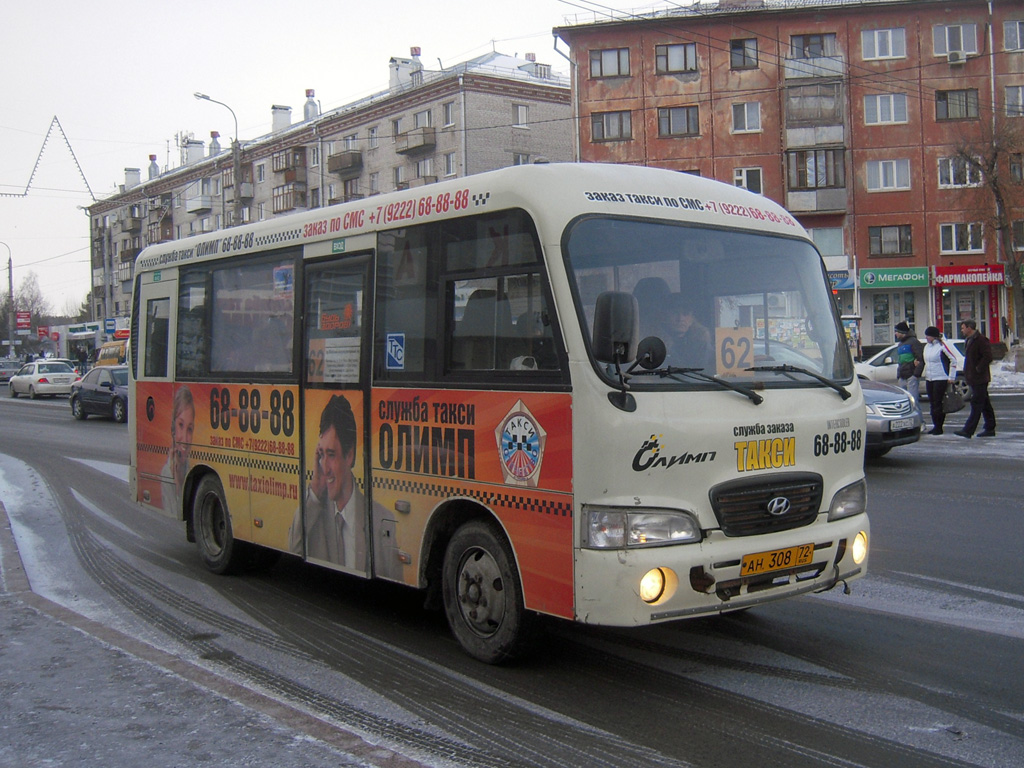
[[582, 507, 701, 549], [827, 479, 867, 521]]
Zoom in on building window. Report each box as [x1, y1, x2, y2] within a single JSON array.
[[590, 48, 630, 78], [864, 93, 908, 124], [866, 159, 911, 191], [658, 106, 699, 137], [933, 24, 979, 56], [940, 223, 983, 253], [327, 183, 337, 203], [862, 28, 906, 60], [936, 89, 979, 120], [344, 178, 360, 198], [790, 33, 836, 59], [734, 167, 762, 194], [1005, 20, 1024, 51], [392, 119, 402, 141], [310, 187, 321, 208], [257, 202, 265, 221], [513, 104, 529, 128], [512, 153, 530, 166], [1007, 86, 1024, 117], [445, 153, 457, 176], [414, 109, 431, 129], [394, 166, 405, 187], [938, 157, 983, 188], [869, 225, 913, 255], [786, 83, 843, 126], [369, 172, 380, 194], [730, 38, 758, 69], [787, 149, 845, 190], [732, 102, 761, 132], [416, 158, 433, 178], [344, 133, 358, 150], [1012, 220, 1024, 250], [592, 111, 632, 141], [256, 164, 266, 183], [443, 102, 455, 126], [1011, 153, 1024, 183], [655, 43, 697, 73], [309, 146, 320, 166], [368, 126, 379, 149]]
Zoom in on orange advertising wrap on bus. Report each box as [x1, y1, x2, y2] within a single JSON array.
[[135, 380, 302, 552], [371, 388, 574, 618]]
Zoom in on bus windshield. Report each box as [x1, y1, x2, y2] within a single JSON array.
[[565, 217, 853, 389]]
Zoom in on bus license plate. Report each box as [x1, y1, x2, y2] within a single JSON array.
[[740, 543, 814, 577], [890, 417, 915, 431]]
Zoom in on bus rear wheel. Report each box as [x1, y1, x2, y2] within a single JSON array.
[[442, 520, 531, 664], [193, 474, 243, 575]]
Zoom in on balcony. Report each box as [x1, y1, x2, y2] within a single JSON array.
[[272, 148, 306, 173], [784, 55, 845, 79], [396, 126, 436, 155], [282, 167, 307, 184], [185, 195, 213, 213], [407, 176, 437, 188], [327, 150, 363, 178], [120, 214, 142, 232], [786, 187, 848, 214]]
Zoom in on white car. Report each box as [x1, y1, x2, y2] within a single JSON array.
[[854, 340, 970, 400], [8, 361, 79, 398]]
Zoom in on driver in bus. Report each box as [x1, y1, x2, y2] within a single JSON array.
[[665, 294, 715, 371]]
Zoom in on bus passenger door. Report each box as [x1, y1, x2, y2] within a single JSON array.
[[297, 255, 387, 578], [132, 273, 179, 517]]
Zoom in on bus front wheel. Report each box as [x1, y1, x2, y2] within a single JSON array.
[[193, 474, 242, 575], [442, 520, 531, 664]]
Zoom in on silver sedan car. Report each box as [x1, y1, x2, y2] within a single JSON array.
[[8, 360, 79, 398], [861, 378, 922, 458]]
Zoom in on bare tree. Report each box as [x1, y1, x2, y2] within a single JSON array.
[[952, 116, 1024, 343]]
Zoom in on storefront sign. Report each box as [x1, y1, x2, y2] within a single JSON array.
[[859, 267, 929, 288], [828, 270, 855, 290], [933, 264, 1004, 286]]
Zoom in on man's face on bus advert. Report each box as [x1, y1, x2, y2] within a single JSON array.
[[171, 403, 195, 478], [316, 425, 354, 508]]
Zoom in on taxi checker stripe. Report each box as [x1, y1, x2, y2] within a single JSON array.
[[189, 450, 299, 476], [372, 475, 572, 517]]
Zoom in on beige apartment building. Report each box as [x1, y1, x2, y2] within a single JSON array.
[[87, 49, 572, 321]]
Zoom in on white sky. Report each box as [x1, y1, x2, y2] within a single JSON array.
[[0, 0, 634, 315]]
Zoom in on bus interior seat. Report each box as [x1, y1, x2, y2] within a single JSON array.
[[451, 289, 512, 370]]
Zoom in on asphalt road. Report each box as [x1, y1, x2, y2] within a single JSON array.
[[1, 392, 1022, 768]]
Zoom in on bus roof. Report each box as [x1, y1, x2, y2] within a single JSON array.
[[135, 163, 810, 273]]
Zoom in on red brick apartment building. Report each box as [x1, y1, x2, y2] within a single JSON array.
[[556, 0, 1024, 349]]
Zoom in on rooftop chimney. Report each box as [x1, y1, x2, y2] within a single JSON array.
[[124, 168, 141, 189], [271, 104, 292, 133], [148, 154, 160, 180], [304, 89, 319, 121], [209, 130, 221, 156], [186, 139, 205, 165], [389, 48, 424, 90]]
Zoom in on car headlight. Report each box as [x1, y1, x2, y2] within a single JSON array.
[[828, 479, 867, 521], [582, 506, 701, 549]]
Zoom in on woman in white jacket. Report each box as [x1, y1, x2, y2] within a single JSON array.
[[922, 326, 957, 435]]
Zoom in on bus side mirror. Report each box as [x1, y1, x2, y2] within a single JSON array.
[[593, 291, 639, 365]]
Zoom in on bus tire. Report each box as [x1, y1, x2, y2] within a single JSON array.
[[442, 520, 531, 664], [193, 474, 243, 575]]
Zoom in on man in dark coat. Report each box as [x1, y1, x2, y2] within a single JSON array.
[[955, 318, 996, 438]]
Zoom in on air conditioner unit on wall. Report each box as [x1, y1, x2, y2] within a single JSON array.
[[947, 50, 966, 65]]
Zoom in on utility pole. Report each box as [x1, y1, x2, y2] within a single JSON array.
[[5, 245, 14, 359]]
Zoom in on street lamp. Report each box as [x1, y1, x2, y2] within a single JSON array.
[[1, 241, 14, 360], [194, 92, 242, 227]]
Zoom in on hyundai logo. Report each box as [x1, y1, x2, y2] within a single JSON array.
[[766, 496, 791, 516]]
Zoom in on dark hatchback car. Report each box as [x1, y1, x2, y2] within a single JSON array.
[[70, 365, 129, 423]]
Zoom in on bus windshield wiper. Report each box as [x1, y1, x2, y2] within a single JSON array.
[[634, 366, 764, 405], [746, 364, 851, 400]]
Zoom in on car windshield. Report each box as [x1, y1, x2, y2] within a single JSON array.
[[38, 363, 73, 374], [565, 217, 852, 389], [111, 369, 129, 386]]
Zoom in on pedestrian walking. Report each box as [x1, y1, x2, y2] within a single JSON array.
[[894, 321, 924, 414], [954, 319, 996, 438], [922, 326, 956, 435]]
